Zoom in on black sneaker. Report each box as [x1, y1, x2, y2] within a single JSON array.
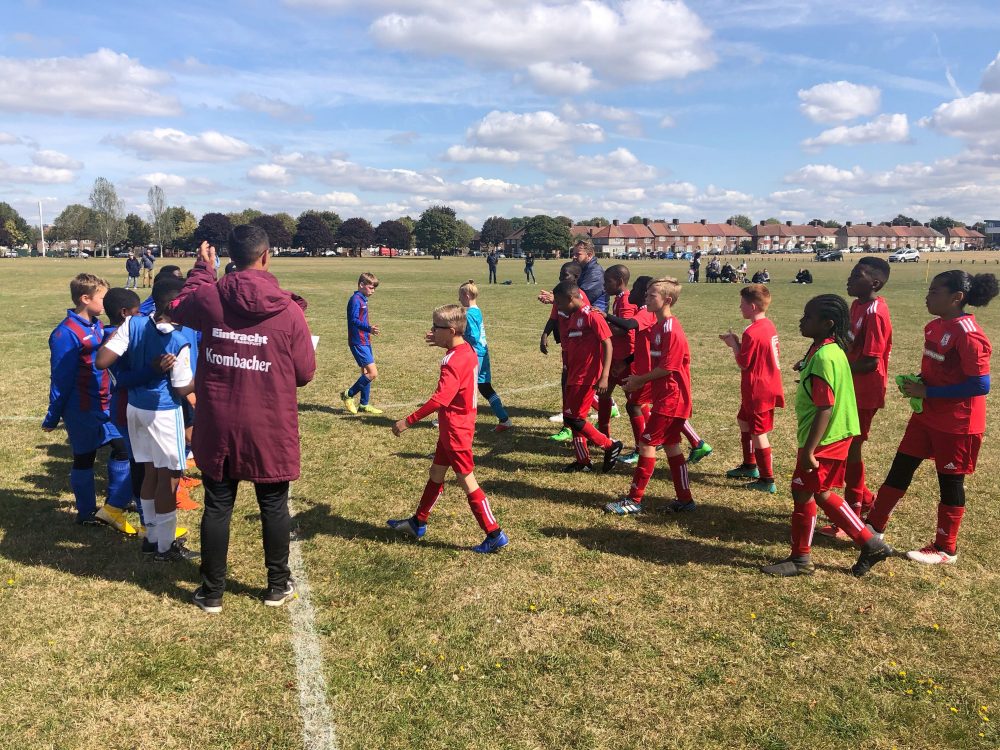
[[562, 461, 593, 473], [75, 512, 100, 526], [851, 533, 895, 577], [141, 538, 157, 557], [761, 556, 815, 577], [602, 440, 624, 473], [153, 540, 200, 563], [657, 499, 697, 513], [263, 581, 296, 608], [192, 586, 223, 614]]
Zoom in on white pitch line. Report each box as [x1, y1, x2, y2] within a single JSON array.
[[0, 416, 44, 421], [287, 489, 340, 750], [375, 379, 560, 410]]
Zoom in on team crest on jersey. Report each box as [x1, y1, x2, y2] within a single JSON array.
[[577, 317, 585, 328], [940, 333, 951, 346], [654, 334, 661, 345]]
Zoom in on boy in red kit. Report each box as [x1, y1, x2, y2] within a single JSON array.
[[720, 284, 784, 494], [598, 265, 637, 438], [606, 278, 695, 515], [552, 281, 624, 472], [856, 271, 996, 573], [387, 304, 509, 553], [819, 257, 892, 539], [540, 261, 584, 442], [762, 295, 894, 577]]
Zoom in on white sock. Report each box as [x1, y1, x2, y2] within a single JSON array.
[[140, 499, 156, 542], [157, 511, 177, 553]]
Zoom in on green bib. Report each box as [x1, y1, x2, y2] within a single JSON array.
[[795, 342, 860, 449]]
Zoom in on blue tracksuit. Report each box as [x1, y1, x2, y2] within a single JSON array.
[[347, 290, 374, 366]]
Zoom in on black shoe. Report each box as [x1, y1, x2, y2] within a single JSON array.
[[75, 512, 100, 526], [761, 556, 815, 577], [192, 586, 223, 614], [657, 499, 697, 513], [153, 540, 200, 563], [263, 581, 296, 608], [141, 538, 157, 557], [562, 461, 593, 473], [602, 440, 624, 473], [852, 533, 895, 577]]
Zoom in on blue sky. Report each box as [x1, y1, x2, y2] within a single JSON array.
[[2, 0, 1000, 228]]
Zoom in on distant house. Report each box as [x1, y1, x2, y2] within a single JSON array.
[[942, 226, 986, 250], [889, 223, 945, 250], [751, 221, 836, 253], [833, 221, 945, 251], [985, 220, 1000, 247], [591, 218, 749, 257]]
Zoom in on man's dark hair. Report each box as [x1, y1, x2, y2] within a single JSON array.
[[229, 224, 270, 268], [857, 256, 891, 280], [154, 265, 182, 282], [553, 280, 580, 299], [103, 288, 141, 325], [152, 276, 185, 316]]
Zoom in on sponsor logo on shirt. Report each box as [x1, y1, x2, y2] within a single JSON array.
[[212, 327, 269, 346], [205, 347, 273, 372], [923, 348, 945, 362], [940, 333, 951, 346]]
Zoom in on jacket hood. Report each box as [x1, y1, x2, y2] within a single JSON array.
[[216, 269, 307, 320]]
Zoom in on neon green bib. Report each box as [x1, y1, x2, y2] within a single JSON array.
[[795, 342, 860, 448]]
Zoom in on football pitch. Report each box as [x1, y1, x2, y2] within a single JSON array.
[[1, 254, 998, 750]]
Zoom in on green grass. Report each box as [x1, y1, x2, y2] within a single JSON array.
[[1, 254, 999, 749]]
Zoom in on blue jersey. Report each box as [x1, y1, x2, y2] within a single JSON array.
[[139, 295, 155, 316], [347, 290, 373, 347], [463, 305, 488, 357], [139, 295, 199, 372], [103, 320, 162, 429], [43, 310, 111, 428], [118, 315, 192, 411]]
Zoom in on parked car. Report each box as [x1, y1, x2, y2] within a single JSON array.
[[816, 249, 843, 262], [2, 249, 18, 258], [111, 250, 131, 258], [286, 250, 311, 257], [889, 248, 920, 263], [626, 251, 642, 260]]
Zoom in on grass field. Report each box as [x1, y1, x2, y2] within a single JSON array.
[[1, 254, 998, 750]]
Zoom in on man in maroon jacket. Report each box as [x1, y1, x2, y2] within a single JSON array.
[[172, 225, 316, 614]]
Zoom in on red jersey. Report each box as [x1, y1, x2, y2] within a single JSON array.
[[914, 314, 991, 434], [648, 315, 692, 419], [631, 308, 657, 376], [737, 318, 784, 412], [848, 297, 892, 409], [561, 304, 612, 386], [406, 342, 479, 443], [549, 289, 591, 343], [609, 291, 638, 361]]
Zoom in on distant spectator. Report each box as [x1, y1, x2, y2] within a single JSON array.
[[721, 262, 737, 283], [795, 268, 813, 284], [524, 253, 536, 284], [689, 251, 702, 283], [487, 251, 499, 284], [707, 258, 721, 283], [125, 251, 140, 289], [140, 249, 155, 288]]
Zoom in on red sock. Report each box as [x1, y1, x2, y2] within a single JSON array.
[[628, 410, 646, 448], [866, 485, 906, 533], [641, 403, 651, 419], [741, 431, 755, 465], [934, 504, 965, 555], [572, 435, 592, 465], [467, 487, 499, 534], [860, 487, 876, 517], [629, 455, 656, 502], [753, 447, 773, 481], [415, 480, 444, 522], [844, 460, 866, 512], [816, 493, 873, 546], [597, 394, 612, 437], [580, 421, 612, 450], [667, 452, 693, 502], [791, 499, 817, 556], [681, 421, 702, 448]]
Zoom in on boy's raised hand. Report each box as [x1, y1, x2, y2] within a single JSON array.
[[391, 419, 408, 437], [197, 240, 216, 267], [719, 329, 738, 348], [537, 290, 554, 304]]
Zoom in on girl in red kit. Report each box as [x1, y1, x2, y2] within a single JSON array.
[[859, 271, 997, 572]]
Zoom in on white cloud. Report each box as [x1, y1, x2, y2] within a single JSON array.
[[273, 151, 449, 194], [798, 81, 881, 123], [107, 128, 256, 162], [30, 149, 83, 170], [466, 110, 604, 152], [0, 132, 20, 145], [649, 181, 698, 200], [233, 92, 310, 120], [0, 48, 179, 117], [255, 189, 362, 210], [366, 1, 715, 93], [442, 145, 522, 163], [542, 147, 657, 187], [785, 164, 863, 184], [458, 177, 537, 200], [659, 115, 676, 128], [921, 92, 1000, 146], [0, 160, 75, 184], [982, 52, 1000, 93], [132, 172, 217, 193], [802, 113, 910, 149], [247, 163, 293, 185]]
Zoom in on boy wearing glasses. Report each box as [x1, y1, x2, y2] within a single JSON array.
[[341, 272, 383, 414], [387, 304, 509, 553]]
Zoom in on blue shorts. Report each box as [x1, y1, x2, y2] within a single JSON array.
[[477, 351, 491, 384], [350, 344, 374, 367], [63, 408, 121, 455]]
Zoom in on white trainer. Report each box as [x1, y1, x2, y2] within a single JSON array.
[[905, 544, 957, 565]]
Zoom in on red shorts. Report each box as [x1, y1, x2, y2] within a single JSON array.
[[737, 406, 774, 435], [433, 436, 475, 475], [898, 419, 982, 475], [640, 413, 685, 447], [791, 450, 847, 494], [563, 384, 596, 421], [856, 408, 879, 441]]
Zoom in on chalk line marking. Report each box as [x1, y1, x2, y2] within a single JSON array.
[[287, 488, 340, 750], [375, 379, 560, 411]]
